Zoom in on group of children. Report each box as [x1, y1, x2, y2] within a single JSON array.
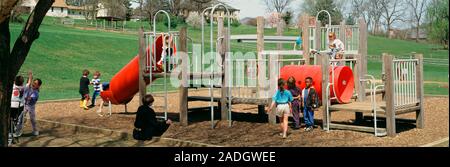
[[79, 69, 109, 116], [9, 71, 43, 145], [268, 77, 320, 139]]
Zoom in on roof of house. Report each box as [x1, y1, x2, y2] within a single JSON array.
[[68, 6, 84, 10], [52, 0, 69, 8]]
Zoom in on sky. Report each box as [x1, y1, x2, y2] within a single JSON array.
[[131, 0, 410, 29], [221, 0, 303, 19], [131, 0, 304, 19]]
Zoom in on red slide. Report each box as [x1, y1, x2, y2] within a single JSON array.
[[100, 35, 176, 105]]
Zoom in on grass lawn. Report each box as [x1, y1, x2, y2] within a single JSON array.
[[9, 17, 448, 100]]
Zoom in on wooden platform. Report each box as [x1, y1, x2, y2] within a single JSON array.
[[329, 101, 386, 114], [187, 96, 269, 105], [329, 101, 420, 115]]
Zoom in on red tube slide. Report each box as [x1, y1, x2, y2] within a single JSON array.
[[100, 35, 176, 105], [279, 65, 354, 103]]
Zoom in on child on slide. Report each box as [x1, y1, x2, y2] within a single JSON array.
[[157, 35, 175, 72]]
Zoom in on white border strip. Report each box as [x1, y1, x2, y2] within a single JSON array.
[[420, 137, 449, 147]]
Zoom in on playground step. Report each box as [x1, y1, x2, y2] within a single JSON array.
[[328, 123, 387, 136]]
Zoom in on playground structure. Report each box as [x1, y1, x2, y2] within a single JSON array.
[[133, 8, 424, 137]]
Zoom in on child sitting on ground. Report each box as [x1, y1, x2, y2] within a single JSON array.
[[89, 71, 101, 108], [79, 69, 90, 110], [301, 77, 320, 132]]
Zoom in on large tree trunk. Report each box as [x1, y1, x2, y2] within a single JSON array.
[[0, 0, 54, 147], [0, 17, 13, 147]]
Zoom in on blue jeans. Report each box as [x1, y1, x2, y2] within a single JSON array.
[[91, 90, 100, 105], [303, 107, 314, 127]]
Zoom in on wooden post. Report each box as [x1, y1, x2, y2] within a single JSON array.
[[381, 53, 388, 100], [179, 27, 189, 126], [301, 14, 310, 65], [358, 17, 368, 100], [314, 21, 321, 64], [383, 54, 396, 137], [268, 53, 278, 125], [218, 17, 229, 121], [415, 54, 424, 129], [355, 53, 364, 122], [257, 16, 265, 99], [339, 21, 346, 43], [138, 28, 146, 106], [354, 54, 362, 100], [277, 20, 284, 50], [321, 53, 330, 130]]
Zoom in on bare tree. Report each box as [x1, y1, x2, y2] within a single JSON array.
[[381, 0, 405, 37], [103, 0, 127, 19], [406, 0, 428, 42], [368, 0, 384, 34], [144, 0, 163, 24], [263, 0, 293, 13], [167, 0, 183, 17], [351, 0, 369, 25], [190, 0, 213, 13], [82, 0, 99, 23], [0, 0, 54, 147]]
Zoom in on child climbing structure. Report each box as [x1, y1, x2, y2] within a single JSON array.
[[132, 8, 424, 137], [100, 10, 177, 118]]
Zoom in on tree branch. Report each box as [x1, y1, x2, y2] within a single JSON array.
[[9, 0, 54, 78]]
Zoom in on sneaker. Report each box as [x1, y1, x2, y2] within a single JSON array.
[[305, 127, 313, 132], [8, 133, 13, 145], [282, 133, 287, 139], [32, 131, 39, 136], [14, 131, 22, 137]]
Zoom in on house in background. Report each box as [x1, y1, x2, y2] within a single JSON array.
[[178, 1, 240, 22], [22, 0, 87, 19], [407, 28, 428, 40], [46, 0, 85, 19]]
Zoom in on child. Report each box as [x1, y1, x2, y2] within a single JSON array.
[[97, 82, 110, 117], [9, 75, 26, 144], [267, 78, 293, 138], [89, 71, 101, 107], [328, 32, 345, 66], [287, 76, 302, 130], [157, 35, 175, 72], [15, 71, 42, 136], [301, 77, 320, 132], [79, 69, 90, 110]]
